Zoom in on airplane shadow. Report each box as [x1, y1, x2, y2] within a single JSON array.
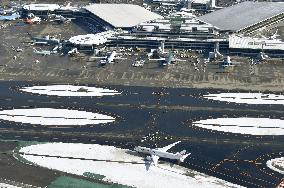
[[144, 160, 152, 171], [125, 150, 141, 157], [125, 150, 152, 171], [125, 150, 177, 171]]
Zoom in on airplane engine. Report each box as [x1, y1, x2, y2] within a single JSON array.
[[146, 156, 152, 161]]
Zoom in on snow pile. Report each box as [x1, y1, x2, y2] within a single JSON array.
[[19, 143, 243, 188], [0, 108, 115, 126], [192, 118, 284, 135], [20, 85, 121, 97], [203, 93, 284, 105], [267, 157, 284, 174]]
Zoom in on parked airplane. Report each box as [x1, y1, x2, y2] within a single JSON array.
[[162, 52, 186, 66], [221, 56, 233, 68], [134, 141, 190, 166], [106, 51, 117, 63], [57, 15, 75, 23], [25, 13, 41, 24], [0, 12, 20, 21], [260, 30, 281, 41], [33, 48, 56, 56], [257, 51, 269, 61], [68, 48, 79, 56], [270, 29, 280, 40], [98, 51, 126, 65], [49, 15, 75, 24], [28, 33, 60, 45], [132, 60, 145, 67]]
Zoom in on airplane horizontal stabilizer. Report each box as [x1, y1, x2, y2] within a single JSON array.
[[180, 153, 191, 162]]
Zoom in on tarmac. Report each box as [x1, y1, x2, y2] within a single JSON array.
[[0, 3, 284, 187], [1, 19, 284, 92]]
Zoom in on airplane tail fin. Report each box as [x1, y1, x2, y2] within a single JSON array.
[[179, 153, 191, 162]]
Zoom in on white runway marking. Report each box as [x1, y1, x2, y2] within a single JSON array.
[[203, 93, 284, 105], [0, 108, 115, 126], [192, 118, 284, 135], [19, 143, 244, 188], [19, 85, 121, 97]]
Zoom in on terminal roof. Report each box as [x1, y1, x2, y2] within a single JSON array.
[[23, 4, 60, 11], [198, 2, 284, 32], [84, 4, 163, 28]]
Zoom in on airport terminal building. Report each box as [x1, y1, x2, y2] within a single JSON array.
[[22, 3, 163, 31], [22, 2, 284, 56]]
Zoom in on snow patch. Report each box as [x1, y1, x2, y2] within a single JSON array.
[[19, 143, 244, 188], [0, 108, 115, 126], [192, 118, 284, 135], [267, 157, 284, 174], [203, 93, 284, 105], [19, 85, 121, 97], [0, 183, 21, 188]]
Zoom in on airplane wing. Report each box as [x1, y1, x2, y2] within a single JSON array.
[[114, 57, 127, 60], [92, 56, 107, 59], [151, 155, 160, 166], [156, 141, 181, 152]]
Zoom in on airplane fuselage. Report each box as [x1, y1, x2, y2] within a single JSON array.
[[135, 146, 181, 160], [107, 51, 116, 63]]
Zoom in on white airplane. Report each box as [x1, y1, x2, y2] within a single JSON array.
[[221, 56, 234, 68], [260, 30, 281, 41], [257, 51, 269, 61], [33, 48, 56, 56], [270, 29, 280, 40], [149, 51, 186, 66], [25, 13, 41, 24], [98, 51, 126, 65], [162, 52, 187, 66], [134, 141, 190, 166], [26, 16, 41, 24], [107, 51, 117, 63], [68, 48, 79, 56], [51, 15, 75, 24]]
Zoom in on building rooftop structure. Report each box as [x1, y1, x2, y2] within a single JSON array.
[[84, 4, 163, 28], [229, 35, 284, 51], [23, 4, 60, 11], [197, 1, 284, 32], [192, 0, 210, 4], [69, 31, 117, 46]]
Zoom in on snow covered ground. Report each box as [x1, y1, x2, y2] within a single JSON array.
[[0, 183, 21, 188], [19, 85, 121, 97], [267, 157, 284, 174], [192, 118, 284, 135], [203, 93, 284, 105], [19, 143, 243, 188], [0, 108, 115, 126]]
